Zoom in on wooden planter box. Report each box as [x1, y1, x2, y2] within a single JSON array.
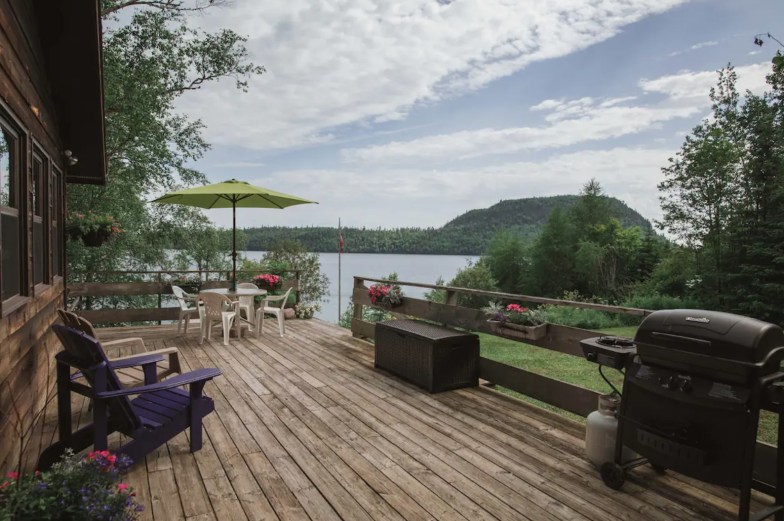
[[487, 320, 548, 341], [374, 319, 479, 393]]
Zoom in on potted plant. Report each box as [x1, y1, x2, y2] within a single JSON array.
[[294, 303, 318, 319], [368, 283, 403, 308], [0, 450, 143, 520], [485, 301, 548, 341], [66, 211, 123, 247], [253, 273, 282, 291]]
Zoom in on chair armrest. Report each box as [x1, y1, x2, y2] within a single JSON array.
[[96, 368, 222, 398], [71, 354, 164, 381], [109, 354, 165, 370], [110, 346, 178, 362], [104, 337, 145, 353]]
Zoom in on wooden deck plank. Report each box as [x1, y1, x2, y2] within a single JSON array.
[[59, 320, 770, 521]]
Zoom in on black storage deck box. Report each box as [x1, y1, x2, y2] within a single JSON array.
[[374, 319, 479, 393]]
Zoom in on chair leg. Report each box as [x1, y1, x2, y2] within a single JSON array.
[[223, 316, 234, 346], [177, 312, 183, 333], [278, 311, 285, 336], [184, 315, 190, 334]]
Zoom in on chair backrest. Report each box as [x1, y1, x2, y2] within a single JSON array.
[[198, 292, 235, 321], [171, 285, 193, 311], [270, 287, 293, 310], [58, 308, 99, 338], [51, 324, 141, 433]]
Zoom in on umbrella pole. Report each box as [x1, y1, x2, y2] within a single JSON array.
[[232, 200, 237, 291]]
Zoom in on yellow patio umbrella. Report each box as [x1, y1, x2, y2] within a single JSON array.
[[152, 179, 316, 289]]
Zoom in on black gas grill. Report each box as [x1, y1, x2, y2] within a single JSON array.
[[583, 309, 784, 521]]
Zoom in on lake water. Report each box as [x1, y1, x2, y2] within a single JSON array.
[[239, 251, 479, 323]]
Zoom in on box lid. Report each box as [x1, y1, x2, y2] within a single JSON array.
[[376, 319, 477, 341]]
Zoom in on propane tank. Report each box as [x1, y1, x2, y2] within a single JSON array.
[[585, 393, 634, 467]]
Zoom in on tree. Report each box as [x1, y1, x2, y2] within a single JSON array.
[[657, 66, 745, 304], [261, 240, 329, 306], [528, 206, 576, 297], [67, 2, 264, 282], [483, 230, 527, 294]]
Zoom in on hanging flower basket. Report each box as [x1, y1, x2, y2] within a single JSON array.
[[368, 283, 403, 308], [487, 319, 548, 341], [81, 228, 113, 247], [66, 211, 122, 247]]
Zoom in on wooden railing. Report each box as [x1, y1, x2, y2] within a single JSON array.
[[351, 275, 651, 417], [67, 269, 301, 324]]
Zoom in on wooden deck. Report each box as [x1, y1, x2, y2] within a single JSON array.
[[46, 319, 773, 520]]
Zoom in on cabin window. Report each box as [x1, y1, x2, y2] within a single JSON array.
[[0, 118, 22, 302], [32, 150, 49, 285], [52, 168, 62, 276]]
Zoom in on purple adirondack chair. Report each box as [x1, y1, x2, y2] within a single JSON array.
[[38, 325, 221, 469]]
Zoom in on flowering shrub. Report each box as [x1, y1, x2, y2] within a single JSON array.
[[66, 211, 123, 235], [253, 273, 281, 289], [490, 303, 546, 327], [0, 450, 142, 520], [368, 283, 403, 307], [294, 303, 318, 319]]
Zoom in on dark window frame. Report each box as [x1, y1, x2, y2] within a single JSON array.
[[52, 166, 63, 278], [32, 144, 50, 288], [0, 103, 28, 313]]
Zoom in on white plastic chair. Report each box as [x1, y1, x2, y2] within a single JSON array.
[[236, 282, 259, 323], [171, 285, 199, 334], [197, 292, 249, 346], [255, 287, 293, 337]]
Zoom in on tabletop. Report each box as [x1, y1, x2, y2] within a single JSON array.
[[200, 287, 267, 297]]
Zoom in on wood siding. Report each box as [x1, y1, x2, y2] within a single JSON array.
[[0, 0, 66, 472]]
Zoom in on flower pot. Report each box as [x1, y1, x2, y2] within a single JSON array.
[[283, 308, 295, 320], [66, 226, 82, 241], [487, 319, 548, 341], [82, 229, 113, 247]]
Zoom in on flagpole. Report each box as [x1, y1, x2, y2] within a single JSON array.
[[338, 218, 342, 323]]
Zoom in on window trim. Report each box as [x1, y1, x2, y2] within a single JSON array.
[[0, 102, 27, 312], [31, 144, 51, 287]]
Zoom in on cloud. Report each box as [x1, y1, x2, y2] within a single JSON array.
[[176, 0, 688, 151], [210, 161, 266, 169], [340, 98, 697, 164], [639, 62, 770, 102], [668, 40, 718, 57], [339, 61, 773, 165]]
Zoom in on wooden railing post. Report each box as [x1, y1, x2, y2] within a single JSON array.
[[445, 289, 457, 307], [295, 270, 301, 306], [157, 272, 162, 325], [352, 276, 364, 337]]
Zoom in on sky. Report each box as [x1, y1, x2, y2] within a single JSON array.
[[173, 0, 782, 230]]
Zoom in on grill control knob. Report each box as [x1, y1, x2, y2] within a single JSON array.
[[679, 380, 693, 393]]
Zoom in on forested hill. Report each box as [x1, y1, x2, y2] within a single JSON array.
[[242, 195, 652, 255]]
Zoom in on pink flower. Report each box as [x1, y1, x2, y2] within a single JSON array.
[[117, 483, 129, 492], [5, 472, 18, 480]]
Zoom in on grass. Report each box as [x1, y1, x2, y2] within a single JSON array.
[[480, 325, 777, 443]]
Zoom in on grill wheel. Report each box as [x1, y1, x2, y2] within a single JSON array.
[[600, 462, 626, 490]]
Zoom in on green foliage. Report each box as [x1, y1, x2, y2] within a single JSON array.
[[67, 2, 263, 280], [484, 230, 528, 294], [171, 218, 246, 275], [527, 206, 576, 296], [447, 260, 498, 309], [261, 240, 329, 306]]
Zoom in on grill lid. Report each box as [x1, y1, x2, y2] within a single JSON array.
[[634, 309, 784, 364]]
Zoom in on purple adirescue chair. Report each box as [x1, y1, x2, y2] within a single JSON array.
[[38, 325, 221, 469]]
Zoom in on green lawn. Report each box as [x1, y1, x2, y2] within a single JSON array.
[[480, 326, 777, 443]]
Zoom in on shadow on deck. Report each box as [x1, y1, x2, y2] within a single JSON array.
[[41, 319, 771, 521]]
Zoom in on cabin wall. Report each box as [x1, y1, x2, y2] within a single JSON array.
[[0, 0, 67, 471]]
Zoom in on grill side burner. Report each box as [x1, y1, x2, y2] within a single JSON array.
[[599, 309, 784, 521]]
